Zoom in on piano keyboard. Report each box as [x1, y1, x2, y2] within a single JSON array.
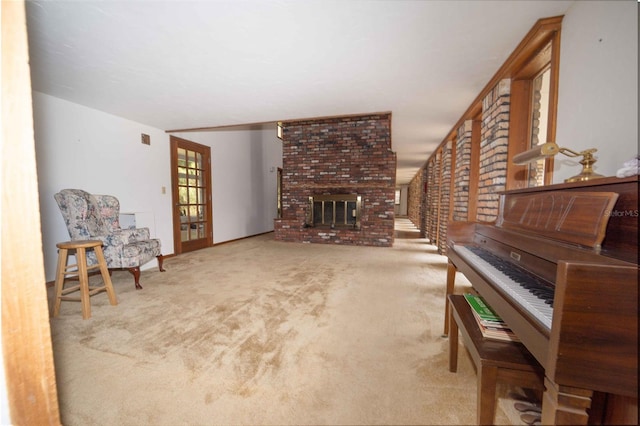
[[454, 244, 554, 330]]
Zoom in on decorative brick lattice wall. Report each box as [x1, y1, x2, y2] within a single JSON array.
[[274, 113, 396, 246], [425, 154, 439, 244], [478, 79, 510, 222], [419, 167, 428, 237], [453, 120, 472, 221], [530, 76, 546, 187], [407, 165, 425, 235], [438, 142, 452, 254]]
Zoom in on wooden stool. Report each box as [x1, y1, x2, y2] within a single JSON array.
[[448, 294, 544, 425], [52, 240, 117, 319]]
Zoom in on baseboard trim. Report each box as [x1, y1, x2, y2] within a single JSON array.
[[44, 233, 273, 288], [213, 231, 274, 247]]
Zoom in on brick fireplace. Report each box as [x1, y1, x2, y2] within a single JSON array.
[[274, 113, 396, 246]]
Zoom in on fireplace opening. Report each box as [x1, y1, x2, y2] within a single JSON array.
[[307, 194, 362, 229]]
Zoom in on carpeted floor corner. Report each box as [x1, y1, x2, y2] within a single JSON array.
[[48, 219, 515, 425]]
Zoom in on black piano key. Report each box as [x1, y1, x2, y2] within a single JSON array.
[[467, 245, 555, 307]]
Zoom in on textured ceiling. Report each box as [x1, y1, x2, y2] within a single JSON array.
[[25, 0, 574, 184]]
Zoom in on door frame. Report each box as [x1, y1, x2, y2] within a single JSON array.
[[2, 1, 61, 423], [170, 136, 213, 254]]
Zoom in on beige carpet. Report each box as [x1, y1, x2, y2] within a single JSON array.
[[48, 219, 515, 425]]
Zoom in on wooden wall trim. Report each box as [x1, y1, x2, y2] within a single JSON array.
[[166, 111, 393, 134], [426, 15, 563, 164], [506, 79, 533, 189]]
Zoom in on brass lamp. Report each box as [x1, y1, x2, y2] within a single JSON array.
[[512, 142, 605, 183]]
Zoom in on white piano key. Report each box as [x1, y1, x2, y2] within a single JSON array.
[[455, 245, 553, 331]]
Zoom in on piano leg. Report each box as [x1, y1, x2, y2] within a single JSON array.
[[443, 260, 457, 336], [542, 378, 593, 425]]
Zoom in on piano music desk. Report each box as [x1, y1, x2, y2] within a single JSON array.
[[448, 294, 544, 425]]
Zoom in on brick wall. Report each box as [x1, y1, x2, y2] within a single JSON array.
[[273, 113, 396, 246], [419, 167, 428, 237], [453, 120, 472, 221], [407, 165, 425, 234], [530, 76, 546, 187], [438, 141, 452, 254], [478, 79, 510, 222], [425, 154, 439, 244], [419, 79, 510, 250]]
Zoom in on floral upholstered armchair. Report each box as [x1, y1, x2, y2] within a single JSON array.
[[54, 189, 165, 289]]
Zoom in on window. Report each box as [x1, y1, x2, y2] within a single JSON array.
[[527, 67, 551, 187], [507, 27, 561, 189]]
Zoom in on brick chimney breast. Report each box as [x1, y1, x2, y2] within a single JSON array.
[[274, 113, 396, 246]]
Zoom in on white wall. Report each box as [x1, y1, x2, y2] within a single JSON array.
[[554, 1, 638, 183], [33, 92, 282, 282], [170, 129, 282, 243], [394, 185, 408, 216], [33, 92, 173, 282]]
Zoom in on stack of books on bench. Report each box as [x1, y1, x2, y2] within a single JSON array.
[[463, 293, 520, 342]]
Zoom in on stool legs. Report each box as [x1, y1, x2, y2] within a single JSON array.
[[52, 242, 117, 319], [52, 247, 69, 318], [95, 245, 117, 306], [75, 246, 92, 319]]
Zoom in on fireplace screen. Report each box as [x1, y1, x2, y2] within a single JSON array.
[[307, 194, 362, 229]]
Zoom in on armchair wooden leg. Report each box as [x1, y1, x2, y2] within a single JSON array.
[[128, 257, 164, 290], [157, 255, 166, 272], [128, 267, 142, 290]]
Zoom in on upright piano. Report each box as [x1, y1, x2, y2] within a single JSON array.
[[445, 176, 638, 425]]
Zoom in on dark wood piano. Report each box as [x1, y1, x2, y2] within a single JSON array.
[[444, 175, 638, 425]]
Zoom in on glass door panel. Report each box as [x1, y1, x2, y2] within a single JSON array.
[[170, 136, 212, 254]]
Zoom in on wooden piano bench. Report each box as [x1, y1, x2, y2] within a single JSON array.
[[448, 294, 545, 425]]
